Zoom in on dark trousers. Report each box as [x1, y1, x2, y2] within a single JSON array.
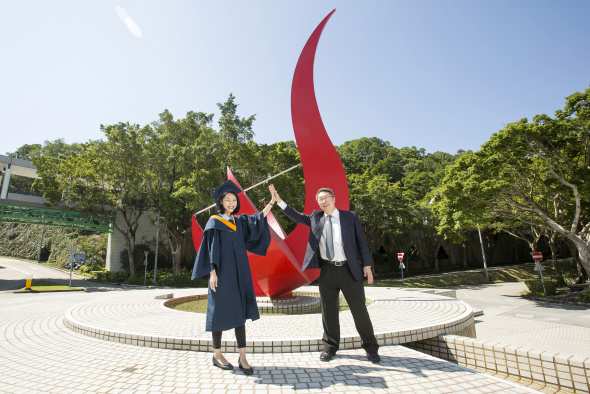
[[212, 325, 246, 349], [318, 261, 379, 354]]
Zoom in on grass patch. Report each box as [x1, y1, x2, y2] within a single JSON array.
[[16, 279, 83, 292], [373, 263, 578, 288], [169, 295, 372, 316], [373, 272, 490, 288]]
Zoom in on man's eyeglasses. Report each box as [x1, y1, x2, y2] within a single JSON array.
[[317, 196, 333, 203]]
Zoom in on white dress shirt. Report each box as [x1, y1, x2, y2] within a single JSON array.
[[277, 200, 346, 261]]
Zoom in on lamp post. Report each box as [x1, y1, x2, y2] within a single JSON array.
[[144, 251, 149, 286], [478, 226, 490, 281], [153, 211, 160, 286]]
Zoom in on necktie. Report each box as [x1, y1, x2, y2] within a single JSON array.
[[325, 215, 335, 261]]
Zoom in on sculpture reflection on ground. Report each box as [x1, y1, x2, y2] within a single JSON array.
[[192, 9, 349, 298]]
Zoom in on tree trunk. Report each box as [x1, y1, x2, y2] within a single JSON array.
[[172, 240, 184, 277], [575, 242, 590, 278], [166, 226, 184, 277], [548, 232, 564, 286], [462, 243, 468, 268], [564, 234, 590, 278], [434, 245, 440, 271], [111, 208, 142, 277], [123, 231, 136, 277], [566, 240, 586, 283]]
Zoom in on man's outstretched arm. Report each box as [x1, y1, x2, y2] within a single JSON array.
[[269, 184, 312, 227]]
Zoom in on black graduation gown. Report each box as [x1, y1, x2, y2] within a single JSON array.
[[191, 212, 271, 332]]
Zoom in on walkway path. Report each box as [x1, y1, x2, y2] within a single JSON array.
[[0, 257, 539, 393], [455, 282, 590, 359]]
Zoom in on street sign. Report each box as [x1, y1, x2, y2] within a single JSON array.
[[399, 261, 405, 269], [398, 253, 404, 261], [532, 252, 543, 262], [73, 254, 86, 263], [534, 261, 545, 272]]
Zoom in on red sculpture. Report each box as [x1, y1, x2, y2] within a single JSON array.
[[192, 9, 349, 298]]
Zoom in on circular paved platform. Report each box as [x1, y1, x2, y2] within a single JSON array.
[[64, 286, 475, 353], [0, 284, 539, 394]]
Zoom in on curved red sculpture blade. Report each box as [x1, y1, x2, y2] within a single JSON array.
[[192, 9, 348, 298]]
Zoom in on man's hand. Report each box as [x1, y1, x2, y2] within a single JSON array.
[[209, 269, 218, 292], [268, 184, 282, 203], [363, 266, 374, 285]]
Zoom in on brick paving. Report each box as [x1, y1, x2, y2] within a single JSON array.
[[0, 286, 540, 393], [63, 287, 473, 353]]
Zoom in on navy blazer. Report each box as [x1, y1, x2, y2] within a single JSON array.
[[281, 205, 373, 281]]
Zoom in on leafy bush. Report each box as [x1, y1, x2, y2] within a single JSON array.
[[563, 272, 582, 286], [579, 290, 590, 303], [124, 275, 148, 285], [524, 277, 557, 296], [120, 243, 173, 273], [156, 273, 207, 288], [79, 264, 105, 273], [91, 271, 128, 284]]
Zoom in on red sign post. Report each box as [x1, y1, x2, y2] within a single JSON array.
[[531, 252, 546, 293], [398, 253, 405, 288]]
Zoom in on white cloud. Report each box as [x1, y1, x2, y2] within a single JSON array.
[[115, 5, 142, 38]]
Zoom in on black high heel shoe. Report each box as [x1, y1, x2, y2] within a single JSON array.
[[212, 355, 233, 370], [238, 359, 254, 375]]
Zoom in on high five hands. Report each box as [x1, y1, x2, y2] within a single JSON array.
[[261, 185, 277, 217], [268, 184, 282, 204]]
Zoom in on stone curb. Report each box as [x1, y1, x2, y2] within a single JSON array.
[[63, 288, 477, 354]]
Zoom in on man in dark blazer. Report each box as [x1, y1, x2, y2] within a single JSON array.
[[269, 185, 380, 363]]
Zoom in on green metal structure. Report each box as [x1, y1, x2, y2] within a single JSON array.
[[0, 202, 115, 233]]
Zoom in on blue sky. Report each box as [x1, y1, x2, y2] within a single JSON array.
[[2, 0, 589, 156]]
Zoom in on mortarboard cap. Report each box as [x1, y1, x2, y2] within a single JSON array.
[[212, 180, 242, 212]]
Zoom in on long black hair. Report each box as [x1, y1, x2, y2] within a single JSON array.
[[216, 191, 240, 215]]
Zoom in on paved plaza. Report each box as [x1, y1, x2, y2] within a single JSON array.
[[3, 257, 585, 393]]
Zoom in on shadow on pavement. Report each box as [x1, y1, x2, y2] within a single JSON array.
[[527, 298, 589, 311], [0, 279, 26, 291], [250, 354, 477, 390]]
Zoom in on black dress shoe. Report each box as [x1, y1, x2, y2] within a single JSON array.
[[320, 351, 336, 362], [366, 352, 381, 363], [212, 356, 233, 370], [238, 360, 254, 375]]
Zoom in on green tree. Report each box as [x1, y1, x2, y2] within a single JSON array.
[[141, 109, 217, 276], [33, 124, 148, 277], [337, 137, 404, 183], [5, 143, 42, 160], [141, 94, 262, 276], [432, 87, 590, 277]]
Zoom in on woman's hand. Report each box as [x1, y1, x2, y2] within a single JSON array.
[[268, 184, 282, 203], [262, 185, 277, 217], [209, 269, 218, 292]]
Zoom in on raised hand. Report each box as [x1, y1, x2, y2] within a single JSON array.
[[268, 184, 282, 203], [262, 185, 277, 217]]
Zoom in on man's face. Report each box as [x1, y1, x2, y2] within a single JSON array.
[[316, 191, 336, 214]]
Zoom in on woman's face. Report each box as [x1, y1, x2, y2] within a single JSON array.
[[221, 193, 238, 215]]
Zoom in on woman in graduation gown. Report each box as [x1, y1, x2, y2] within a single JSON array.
[[191, 180, 275, 375]]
